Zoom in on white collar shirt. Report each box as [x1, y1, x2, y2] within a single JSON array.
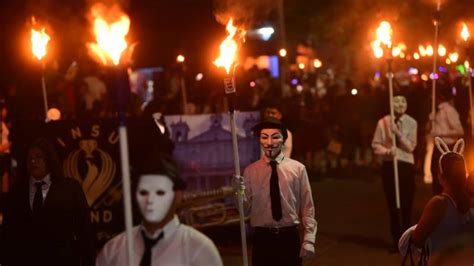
[[96, 215, 223, 266], [431, 102, 464, 145], [29, 174, 52, 210], [243, 152, 317, 244], [371, 114, 417, 164]]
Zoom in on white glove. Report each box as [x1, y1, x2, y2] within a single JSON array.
[[299, 241, 315, 259]]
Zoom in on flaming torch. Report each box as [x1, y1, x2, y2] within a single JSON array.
[[30, 18, 51, 122], [87, 4, 135, 265], [372, 21, 402, 219], [213, 18, 249, 266], [461, 23, 473, 139]]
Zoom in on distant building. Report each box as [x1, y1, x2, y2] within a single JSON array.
[[170, 113, 259, 190]]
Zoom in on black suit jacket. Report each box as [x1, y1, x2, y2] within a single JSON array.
[[1, 177, 95, 266]]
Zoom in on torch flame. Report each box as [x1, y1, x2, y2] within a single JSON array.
[[214, 19, 245, 74], [376, 21, 392, 48], [461, 23, 470, 42], [31, 19, 50, 61], [87, 4, 130, 66]]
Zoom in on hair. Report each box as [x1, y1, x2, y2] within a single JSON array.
[[28, 138, 63, 182], [440, 153, 466, 188], [132, 154, 186, 192]]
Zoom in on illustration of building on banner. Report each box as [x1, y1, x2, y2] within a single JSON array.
[[166, 112, 260, 190]]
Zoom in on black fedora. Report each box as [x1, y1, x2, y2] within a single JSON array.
[[252, 118, 288, 141]]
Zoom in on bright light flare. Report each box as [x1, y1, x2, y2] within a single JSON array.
[[313, 59, 322, 68], [449, 53, 459, 63], [426, 45, 434, 56], [298, 63, 305, 70], [31, 19, 50, 61], [461, 23, 470, 42], [214, 19, 245, 74], [87, 4, 131, 66], [279, 48, 287, 57], [438, 45, 446, 56], [413, 52, 420, 60], [177, 54, 185, 63], [419, 45, 427, 57]]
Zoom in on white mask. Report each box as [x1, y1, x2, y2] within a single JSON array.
[[393, 96, 407, 115], [260, 128, 284, 159], [136, 175, 175, 223]]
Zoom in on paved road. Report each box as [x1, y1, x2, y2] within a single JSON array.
[[212, 173, 432, 266]]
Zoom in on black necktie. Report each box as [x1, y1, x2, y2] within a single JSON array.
[[140, 231, 164, 266], [33, 181, 45, 213], [269, 161, 282, 221]]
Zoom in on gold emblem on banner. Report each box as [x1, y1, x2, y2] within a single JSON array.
[[63, 139, 116, 208]]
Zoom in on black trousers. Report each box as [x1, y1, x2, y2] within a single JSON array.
[[431, 143, 454, 195], [381, 161, 415, 246], [252, 226, 301, 266]]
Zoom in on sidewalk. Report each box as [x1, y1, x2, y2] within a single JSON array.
[[215, 174, 432, 266]]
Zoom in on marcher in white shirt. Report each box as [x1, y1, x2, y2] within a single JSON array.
[[96, 156, 223, 266], [372, 94, 417, 252], [429, 87, 464, 195], [243, 119, 317, 266]]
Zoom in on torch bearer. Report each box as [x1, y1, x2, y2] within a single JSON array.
[[87, 4, 135, 265], [461, 23, 473, 139], [214, 19, 249, 266], [30, 18, 51, 122], [373, 21, 402, 216]]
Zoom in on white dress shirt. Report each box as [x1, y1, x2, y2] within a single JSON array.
[[431, 102, 464, 145], [243, 152, 317, 245], [372, 114, 417, 164], [29, 174, 52, 210], [96, 215, 223, 266]]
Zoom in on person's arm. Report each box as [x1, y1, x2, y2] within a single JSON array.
[[72, 180, 96, 266], [284, 130, 293, 158], [395, 120, 417, 153], [372, 119, 392, 156], [191, 238, 223, 266], [241, 168, 253, 213], [299, 166, 317, 258], [412, 196, 447, 248]]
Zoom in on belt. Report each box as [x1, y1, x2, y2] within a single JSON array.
[[254, 226, 297, 234]]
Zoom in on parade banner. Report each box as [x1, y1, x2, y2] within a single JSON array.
[[10, 112, 259, 247]]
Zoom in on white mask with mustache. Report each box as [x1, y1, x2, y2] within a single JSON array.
[[260, 128, 284, 159]]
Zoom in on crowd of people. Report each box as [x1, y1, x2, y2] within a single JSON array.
[[1, 57, 474, 264]]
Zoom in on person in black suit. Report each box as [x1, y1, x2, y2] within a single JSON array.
[[0, 138, 95, 266]]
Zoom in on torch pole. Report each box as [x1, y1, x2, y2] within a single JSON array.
[[468, 59, 474, 139], [431, 3, 441, 130], [41, 63, 49, 121], [223, 74, 249, 266], [387, 57, 401, 211], [111, 66, 135, 266]]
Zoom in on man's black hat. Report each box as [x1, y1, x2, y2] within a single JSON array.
[[252, 118, 288, 141]]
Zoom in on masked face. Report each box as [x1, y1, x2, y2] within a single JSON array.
[[393, 96, 407, 115], [260, 128, 284, 159], [136, 175, 175, 223]]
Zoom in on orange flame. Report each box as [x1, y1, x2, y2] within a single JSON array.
[[87, 4, 131, 66], [31, 18, 50, 61], [376, 21, 392, 48], [461, 23, 470, 42], [371, 21, 392, 58], [214, 19, 245, 74]]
